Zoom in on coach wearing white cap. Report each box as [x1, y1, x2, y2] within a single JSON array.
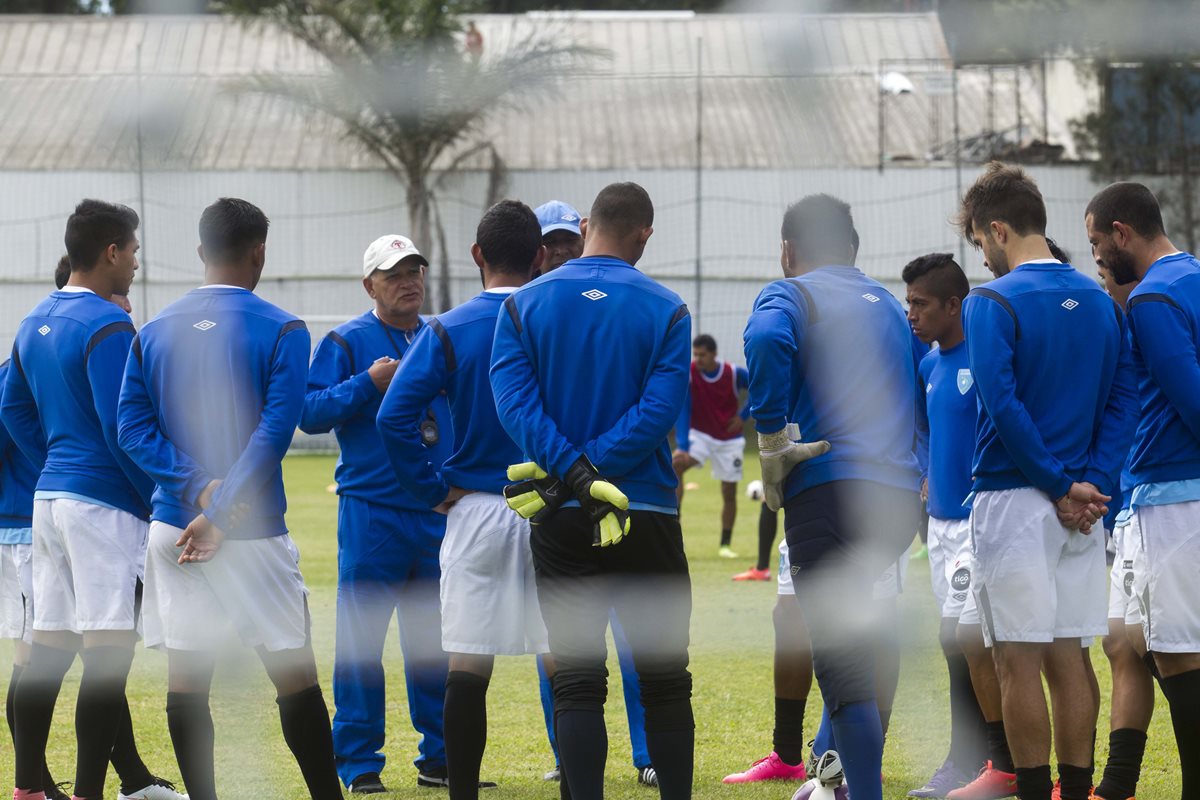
[[300, 234, 457, 794]]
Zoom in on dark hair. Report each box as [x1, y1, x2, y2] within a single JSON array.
[[589, 182, 654, 238], [692, 334, 717, 352], [956, 161, 1047, 243], [54, 254, 71, 290], [199, 198, 270, 263], [476, 200, 542, 275], [781, 194, 858, 266], [64, 200, 139, 273], [1045, 237, 1071, 263], [1085, 182, 1165, 240], [901, 253, 970, 304]]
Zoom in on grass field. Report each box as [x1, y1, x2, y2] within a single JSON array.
[[0, 454, 1183, 799]]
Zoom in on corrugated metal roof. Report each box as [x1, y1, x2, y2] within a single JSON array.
[[0, 12, 1073, 171]]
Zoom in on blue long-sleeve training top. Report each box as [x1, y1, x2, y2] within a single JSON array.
[[0, 360, 38, 537], [379, 290, 523, 508], [300, 310, 452, 512], [3, 289, 153, 520], [962, 260, 1138, 500], [675, 362, 750, 450], [1123, 252, 1200, 487], [917, 342, 975, 520], [743, 266, 924, 502], [117, 286, 309, 539], [490, 256, 691, 510]]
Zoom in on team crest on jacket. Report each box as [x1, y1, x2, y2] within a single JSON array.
[[957, 369, 973, 395]]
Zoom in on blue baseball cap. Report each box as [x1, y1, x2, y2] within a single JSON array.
[[535, 201, 582, 237]]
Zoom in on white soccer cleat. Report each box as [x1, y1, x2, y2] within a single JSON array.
[[118, 778, 189, 800]]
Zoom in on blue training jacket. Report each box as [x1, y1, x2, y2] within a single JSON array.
[[117, 286, 309, 539], [380, 291, 523, 507], [301, 310, 452, 512], [917, 342, 975, 520], [0, 361, 38, 533], [1124, 252, 1200, 486], [490, 256, 691, 510], [743, 266, 924, 502], [3, 289, 152, 519], [962, 261, 1138, 500]]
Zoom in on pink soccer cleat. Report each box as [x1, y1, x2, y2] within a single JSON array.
[[723, 752, 808, 784], [732, 567, 771, 581]]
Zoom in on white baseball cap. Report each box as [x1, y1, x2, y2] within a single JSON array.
[[363, 234, 429, 278]]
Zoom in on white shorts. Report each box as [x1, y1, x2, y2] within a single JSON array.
[[1131, 501, 1200, 653], [32, 498, 148, 633], [928, 516, 973, 619], [143, 521, 310, 652], [1107, 519, 1142, 626], [440, 493, 548, 656], [687, 431, 745, 483], [776, 538, 907, 600], [0, 543, 33, 642], [970, 488, 1107, 646]]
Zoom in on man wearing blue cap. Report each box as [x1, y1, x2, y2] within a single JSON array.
[[530, 199, 658, 789], [534, 201, 585, 274]]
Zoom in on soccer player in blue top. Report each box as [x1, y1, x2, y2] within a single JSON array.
[[300, 233, 454, 795], [1085, 180, 1200, 800], [117, 198, 342, 800], [530, 198, 657, 790], [1090, 242, 1154, 800], [956, 163, 1137, 800], [492, 182, 694, 800], [2, 201, 183, 800], [743, 194, 920, 800], [379, 200, 548, 800], [903, 253, 988, 797]]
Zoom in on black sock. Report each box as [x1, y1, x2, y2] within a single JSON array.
[[772, 697, 806, 766], [1160, 667, 1200, 800], [556, 709, 607, 800], [277, 685, 343, 800], [645, 726, 694, 800], [1095, 728, 1146, 800], [167, 691, 216, 800], [986, 720, 1015, 773], [6, 663, 19, 745], [14, 644, 75, 792], [756, 504, 777, 571], [112, 695, 155, 795], [1058, 763, 1093, 800], [444, 671, 489, 800], [1014, 765, 1053, 800], [74, 646, 135, 799], [720, 528, 732, 547], [947, 651, 988, 770]]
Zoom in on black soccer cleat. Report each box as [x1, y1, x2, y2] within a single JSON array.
[[638, 766, 659, 787], [350, 772, 387, 794], [417, 768, 498, 790]]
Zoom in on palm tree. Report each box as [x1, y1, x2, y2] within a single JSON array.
[[222, 0, 602, 309]]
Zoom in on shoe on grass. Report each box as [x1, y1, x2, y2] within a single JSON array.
[[543, 765, 561, 782], [723, 752, 808, 784], [637, 766, 658, 787], [946, 762, 1017, 800], [118, 776, 188, 800], [417, 768, 498, 790], [732, 567, 771, 581], [349, 772, 387, 794], [909, 759, 971, 797], [719, 546, 739, 559]]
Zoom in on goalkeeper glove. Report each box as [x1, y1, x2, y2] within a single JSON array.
[[564, 456, 632, 547], [503, 462, 568, 524], [758, 428, 831, 512]]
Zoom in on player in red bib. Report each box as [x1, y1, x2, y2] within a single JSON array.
[[672, 334, 750, 558]]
